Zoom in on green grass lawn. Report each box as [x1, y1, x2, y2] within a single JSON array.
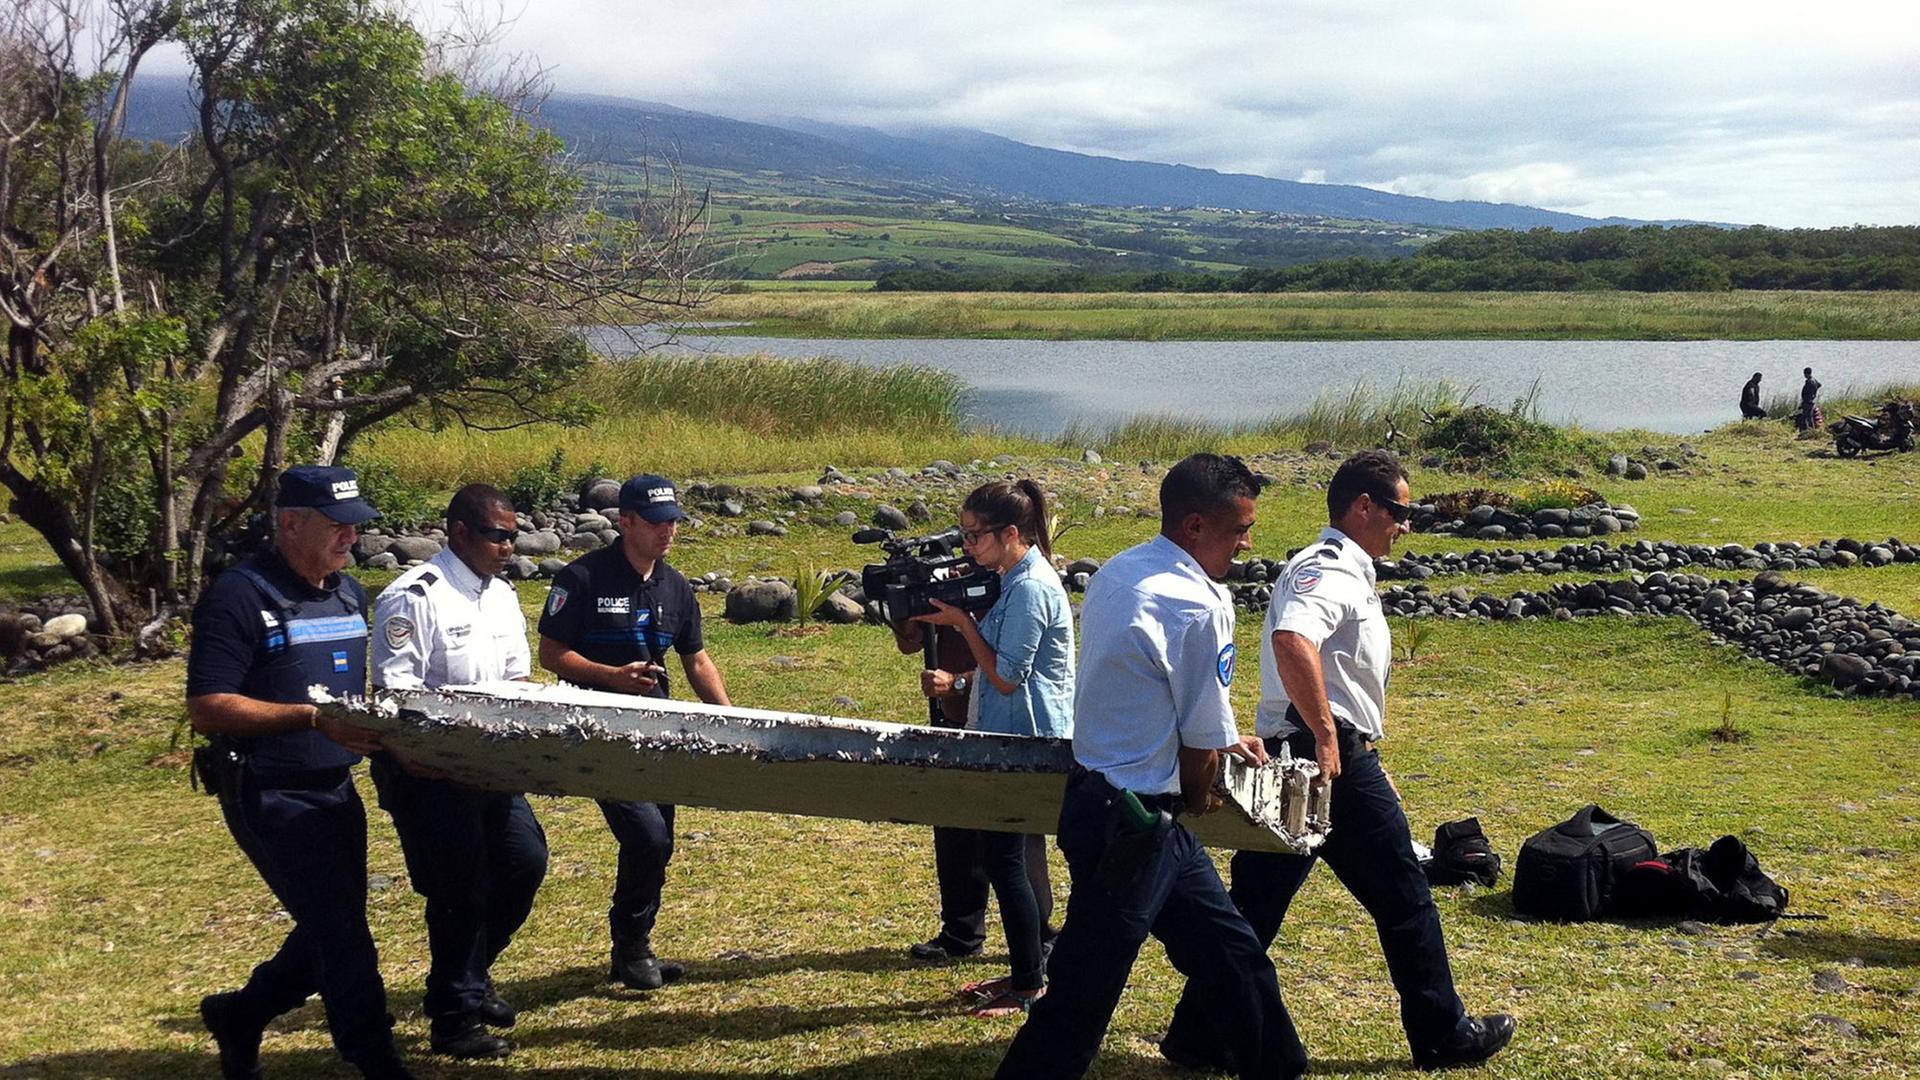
[[2, 413, 1917, 1077]]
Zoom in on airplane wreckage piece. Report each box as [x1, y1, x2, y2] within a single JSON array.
[[320, 682, 1330, 855]]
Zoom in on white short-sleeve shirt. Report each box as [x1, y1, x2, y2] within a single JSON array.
[[372, 547, 531, 690], [1257, 526, 1391, 741], [1073, 535, 1243, 795]]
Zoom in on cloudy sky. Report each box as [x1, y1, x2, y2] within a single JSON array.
[[240, 2, 1920, 225]]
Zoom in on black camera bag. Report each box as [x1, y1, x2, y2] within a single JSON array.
[[1614, 836, 1789, 924], [1512, 804, 1657, 921], [1424, 817, 1502, 887]]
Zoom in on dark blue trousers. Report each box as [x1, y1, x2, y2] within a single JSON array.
[[996, 771, 1307, 1080], [598, 799, 674, 944], [1165, 726, 1469, 1061], [372, 759, 549, 1019], [217, 771, 396, 1068]]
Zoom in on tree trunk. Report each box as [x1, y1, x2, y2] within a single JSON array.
[[0, 466, 138, 634]]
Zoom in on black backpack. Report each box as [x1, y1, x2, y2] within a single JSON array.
[[1512, 804, 1658, 921], [1614, 836, 1790, 924], [1425, 817, 1502, 887]]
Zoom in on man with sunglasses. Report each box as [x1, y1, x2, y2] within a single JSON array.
[[370, 483, 548, 1060], [1161, 450, 1515, 1074]]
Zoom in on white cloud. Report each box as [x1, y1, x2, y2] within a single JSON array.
[[157, 0, 1920, 225]]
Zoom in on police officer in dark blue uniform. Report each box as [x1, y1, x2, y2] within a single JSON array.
[[186, 466, 411, 1080], [537, 475, 732, 991]]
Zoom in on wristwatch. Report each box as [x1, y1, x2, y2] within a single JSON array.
[[952, 674, 971, 696]]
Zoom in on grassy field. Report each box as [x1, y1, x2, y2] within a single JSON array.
[[3, 384, 1918, 1077], [691, 289, 1920, 341]]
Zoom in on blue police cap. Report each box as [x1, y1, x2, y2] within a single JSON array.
[[278, 465, 380, 524], [619, 474, 686, 523]]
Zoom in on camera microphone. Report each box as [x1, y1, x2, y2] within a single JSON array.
[[851, 528, 891, 544]]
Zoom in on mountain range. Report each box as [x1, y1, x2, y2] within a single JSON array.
[[126, 76, 1655, 231]]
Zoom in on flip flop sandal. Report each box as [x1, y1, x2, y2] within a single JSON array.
[[955, 976, 1013, 1003], [970, 987, 1044, 1018]]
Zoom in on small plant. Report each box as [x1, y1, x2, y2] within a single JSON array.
[[504, 448, 571, 515], [1710, 691, 1748, 743], [1511, 479, 1604, 515], [1395, 617, 1434, 662], [788, 557, 836, 627]]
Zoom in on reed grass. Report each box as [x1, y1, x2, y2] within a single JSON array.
[[1762, 380, 1920, 420], [693, 289, 1920, 341]]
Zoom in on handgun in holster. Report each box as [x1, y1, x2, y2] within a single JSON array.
[[192, 741, 246, 799], [1095, 788, 1174, 895]]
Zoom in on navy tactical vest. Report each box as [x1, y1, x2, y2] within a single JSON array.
[[226, 556, 369, 772]]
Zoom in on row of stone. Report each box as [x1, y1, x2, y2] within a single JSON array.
[[0, 606, 101, 672], [1375, 571, 1918, 700], [1411, 500, 1643, 542], [1374, 537, 1915, 581]]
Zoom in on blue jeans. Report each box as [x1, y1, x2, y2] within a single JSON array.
[[1165, 725, 1469, 1059], [217, 770, 397, 1068], [598, 799, 675, 944], [996, 770, 1307, 1080], [372, 758, 548, 1019]]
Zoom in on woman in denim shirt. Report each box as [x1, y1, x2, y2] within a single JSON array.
[[915, 479, 1075, 1016]]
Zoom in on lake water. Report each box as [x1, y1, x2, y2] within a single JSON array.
[[585, 328, 1919, 436]]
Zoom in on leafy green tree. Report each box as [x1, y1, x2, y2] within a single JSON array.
[[1, 0, 711, 635]]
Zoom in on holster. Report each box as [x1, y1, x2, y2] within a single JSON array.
[[192, 742, 246, 799], [1095, 787, 1175, 895]]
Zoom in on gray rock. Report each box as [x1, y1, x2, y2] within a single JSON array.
[[1467, 504, 1498, 527], [353, 534, 395, 562], [1777, 607, 1816, 631], [1624, 462, 1649, 480], [565, 531, 603, 551], [1820, 652, 1873, 687], [746, 520, 788, 537], [725, 580, 797, 623], [538, 558, 569, 577], [388, 536, 442, 563], [719, 499, 747, 518], [819, 591, 865, 624], [793, 485, 825, 502], [573, 512, 611, 532], [365, 552, 400, 571], [1082, 448, 1103, 464], [580, 478, 622, 510], [1593, 514, 1622, 535], [1064, 557, 1103, 577], [1807, 1014, 1861, 1039], [43, 613, 88, 639], [874, 504, 912, 531], [907, 501, 933, 523], [1813, 969, 1850, 993], [506, 557, 538, 580], [833, 510, 860, 527], [25, 631, 62, 651], [513, 530, 561, 556], [1607, 453, 1629, 476]]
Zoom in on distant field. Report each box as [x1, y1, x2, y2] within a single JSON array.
[[693, 289, 1920, 341]]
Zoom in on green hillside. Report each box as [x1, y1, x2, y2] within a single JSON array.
[[590, 164, 1449, 281]]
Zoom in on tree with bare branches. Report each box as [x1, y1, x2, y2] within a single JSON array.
[[1, 0, 713, 638]]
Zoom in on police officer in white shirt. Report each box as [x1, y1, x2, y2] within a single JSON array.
[[1162, 451, 1515, 1073], [370, 484, 548, 1061], [997, 454, 1308, 1080]]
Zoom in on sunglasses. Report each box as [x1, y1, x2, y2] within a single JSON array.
[[464, 522, 516, 544], [959, 523, 1008, 544], [1374, 494, 1413, 524]]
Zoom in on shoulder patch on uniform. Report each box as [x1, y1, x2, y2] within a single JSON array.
[[384, 615, 413, 650], [1293, 564, 1324, 593], [547, 586, 569, 615], [1217, 643, 1237, 687], [419, 571, 439, 586], [405, 581, 428, 596]]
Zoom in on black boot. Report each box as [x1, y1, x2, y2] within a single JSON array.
[[1413, 1013, 1517, 1071], [199, 991, 265, 1080], [610, 937, 685, 991], [478, 982, 517, 1028], [429, 1013, 512, 1059]]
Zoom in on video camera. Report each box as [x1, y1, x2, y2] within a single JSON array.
[[853, 527, 1001, 624]]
